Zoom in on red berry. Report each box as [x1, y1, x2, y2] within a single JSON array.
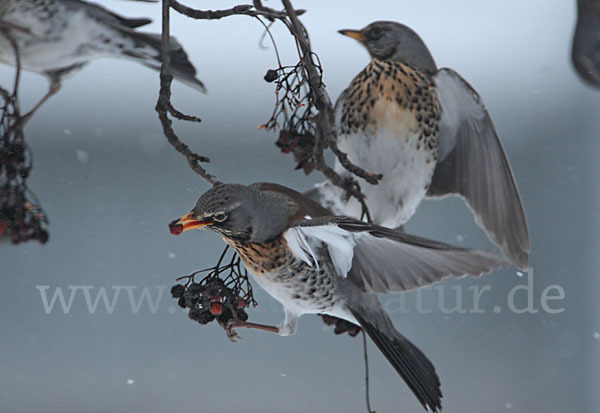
[[235, 297, 247, 308], [209, 302, 223, 316], [168, 220, 184, 235]]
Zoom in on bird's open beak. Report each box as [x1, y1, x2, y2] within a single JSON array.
[[169, 212, 210, 236], [338, 29, 365, 42]]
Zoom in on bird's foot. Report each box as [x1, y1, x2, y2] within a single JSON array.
[[223, 319, 241, 342], [20, 81, 61, 125], [321, 314, 362, 337], [221, 319, 280, 342], [341, 176, 360, 202], [277, 311, 299, 336]]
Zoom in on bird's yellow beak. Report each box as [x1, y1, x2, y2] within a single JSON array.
[[338, 29, 365, 42], [169, 212, 210, 236]]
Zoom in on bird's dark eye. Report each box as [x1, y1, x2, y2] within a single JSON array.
[[367, 27, 383, 39], [212, 212, 228, 223]]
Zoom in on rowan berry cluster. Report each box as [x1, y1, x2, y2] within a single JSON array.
[[170, 247, 257, 327]]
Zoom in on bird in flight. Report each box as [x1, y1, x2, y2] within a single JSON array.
[[308, 21, 530, 268]]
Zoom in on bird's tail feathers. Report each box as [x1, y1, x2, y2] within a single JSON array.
[[112, 27, 206, 93], [347, 296, 442, 412], [115, 16, 152, 29]]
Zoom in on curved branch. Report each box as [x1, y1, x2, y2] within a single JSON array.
[[169, 1, 305, 20], [281, 0, 380, 207], [156, 0, 221, 186], [162, 0, 380, 206]]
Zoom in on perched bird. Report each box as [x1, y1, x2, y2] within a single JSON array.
[[572, 0, 600, 88], [309, 21, 530, 268], [170, 182, 508, 412], [0, 0, 205, 115]]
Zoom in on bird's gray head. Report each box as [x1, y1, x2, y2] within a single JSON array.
[[339, 21, 437, 73], [169, 183, 290, 243]]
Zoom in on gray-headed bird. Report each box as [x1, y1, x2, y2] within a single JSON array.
[[170, 182, 509, 412]]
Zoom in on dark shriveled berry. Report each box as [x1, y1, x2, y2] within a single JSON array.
[[236, 308, 249, 322], [187, 283, 203, 297], [171, 284, 185, 298], [189, 309, 214, 325], [264, 69, 278, 83], [37, 230, 49, 244]]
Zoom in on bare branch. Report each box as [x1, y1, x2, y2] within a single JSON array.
[[170, 2, 253, 19], [161, 0, 379, 216], [169, 1, 304, 20], [330, 144, 382, 185], [155, 0, 221, 186], [362, 331, 375, 413], [280, 0, 379, 214]]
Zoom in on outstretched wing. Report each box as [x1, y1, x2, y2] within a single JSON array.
[[284, 217, 507, 293], [429, 68, 530, 268], [251, 182, 331, 225]]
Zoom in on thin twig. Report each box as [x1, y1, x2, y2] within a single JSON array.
[[170, 1, 304, 20], [362, 330, 375, 413], [280, 0, 379, 211], [155, 0, 221, 186], [163, 0, 379, 214], [170, 2, 253, 19], [329, 143, 382, 185]]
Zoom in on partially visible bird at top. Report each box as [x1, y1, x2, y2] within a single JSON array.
[[0, 0, 205, 117], [307, 21, 530, 269], [169, 182, 509, 412], [572, 0, 600, 88]]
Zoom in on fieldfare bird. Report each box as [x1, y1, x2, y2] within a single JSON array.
[[0, 0, 205, 116], [170, 182, 508, 412], [308, 21, 530, 268]]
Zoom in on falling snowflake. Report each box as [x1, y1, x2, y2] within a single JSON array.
[[76, 149, 89, 163]]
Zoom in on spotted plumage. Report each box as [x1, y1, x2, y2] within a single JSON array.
[[309, 21, 530, 268], [171, 182, 509, 412], [340, 58, 440, 147], [0, 0, 205, 92], [325, 57, 443, 226], [229, 236, 338, 313]]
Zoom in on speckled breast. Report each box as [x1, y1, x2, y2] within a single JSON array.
[[225, 236, 338, 313], [339, 58, 441, 148], [333, 59, 444, 226]]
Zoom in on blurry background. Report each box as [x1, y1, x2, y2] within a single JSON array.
[[1, 0, 598, 411]]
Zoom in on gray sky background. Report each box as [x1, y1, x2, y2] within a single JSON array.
[[1, 1, 599, 412]]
